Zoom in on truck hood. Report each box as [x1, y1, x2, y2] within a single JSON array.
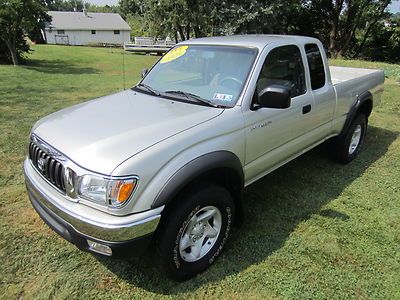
[[32, 90, 223, 174]]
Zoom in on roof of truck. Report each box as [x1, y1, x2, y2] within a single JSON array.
[[182, 35, 320, 50]]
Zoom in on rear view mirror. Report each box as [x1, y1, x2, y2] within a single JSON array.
[[141, 68, 149, 78], [257, 85, 291, 109]]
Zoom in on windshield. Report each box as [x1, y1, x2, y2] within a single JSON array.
[[138, 45, 258, 107]]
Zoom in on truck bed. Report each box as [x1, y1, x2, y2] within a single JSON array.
[[329, 66, 382, 85], [329, 66, 385, 125]]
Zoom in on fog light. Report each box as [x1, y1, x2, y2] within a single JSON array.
[[87, 240, 112, 256]]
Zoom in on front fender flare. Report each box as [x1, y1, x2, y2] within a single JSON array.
[[151, 151, 244, 209]]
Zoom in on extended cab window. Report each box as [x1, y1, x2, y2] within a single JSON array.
[[256, 45, 306, 100], [305, 44, 326, 90]]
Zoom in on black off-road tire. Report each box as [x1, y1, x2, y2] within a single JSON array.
[[155, 184, 235, 281], [331, 113, 367, 164]]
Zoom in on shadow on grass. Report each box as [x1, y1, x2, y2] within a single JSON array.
[[26, 59, 101, 74], [97, 125, 397, 295]]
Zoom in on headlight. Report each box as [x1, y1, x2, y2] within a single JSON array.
[[78, 175, 137, 208]]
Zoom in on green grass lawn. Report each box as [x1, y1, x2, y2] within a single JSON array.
[[0, 45, 399, 299]]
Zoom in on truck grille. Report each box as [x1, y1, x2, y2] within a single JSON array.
[[28, 142, 66, 192]]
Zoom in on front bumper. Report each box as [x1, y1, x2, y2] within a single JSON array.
[[24, 159, 164, 257]]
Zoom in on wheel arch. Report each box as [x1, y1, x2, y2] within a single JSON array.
[[339, 91, 373, 137], [151, 151, 244, 225]]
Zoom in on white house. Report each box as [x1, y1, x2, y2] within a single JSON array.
[[45, 10, 131, 46]]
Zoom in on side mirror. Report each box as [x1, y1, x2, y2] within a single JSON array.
[[141, 68, 148, 78], [257, 85, 291, 109]]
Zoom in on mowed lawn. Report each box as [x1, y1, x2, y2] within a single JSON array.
[[0, 45, 399, 299]]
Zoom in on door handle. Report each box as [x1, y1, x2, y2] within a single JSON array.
[[302, 104, 311, 114]]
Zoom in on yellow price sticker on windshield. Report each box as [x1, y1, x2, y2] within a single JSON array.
[[160, 46, 188, 64]]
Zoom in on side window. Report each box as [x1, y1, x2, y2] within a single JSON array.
[[256, 45, 306, 100], [305, 44, 326, 90]]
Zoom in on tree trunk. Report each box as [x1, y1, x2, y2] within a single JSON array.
[[193, 25, 201, 38], [10, 47, 18, 66], [339, 22, 359, 56], [5, 37, 18, 66], [174, 32, 179, 44], [185, 24, 190, 40], [176, 24, 185, 41], [329, 23, 339, 57], [353, 22, 376, 58], [329, 0, 345, 58]]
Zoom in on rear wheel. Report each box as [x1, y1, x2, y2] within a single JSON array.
[[331, 113, 367, 164], [155, 184, 235, 281]]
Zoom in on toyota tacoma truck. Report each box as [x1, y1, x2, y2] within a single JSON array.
[[24, 35, 384, 281]]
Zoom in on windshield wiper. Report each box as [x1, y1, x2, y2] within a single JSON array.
[[136, 83, 161, 96], [164, 90, 219, 108]]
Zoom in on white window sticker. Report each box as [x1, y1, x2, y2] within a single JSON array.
[[213, 93, 233, 102]]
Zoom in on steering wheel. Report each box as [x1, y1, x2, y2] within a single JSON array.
[[220, 77, 242, 89]]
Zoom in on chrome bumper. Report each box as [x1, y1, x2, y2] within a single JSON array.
[[24, 159, 163, 243]]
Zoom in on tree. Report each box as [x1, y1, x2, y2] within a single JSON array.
[[207, 0, 303, 38], [303, 0, 392, 58], [46, 0, 89, 11], [0, 0, 50, 66], [393, 12, 400, 22], [352, 1, 392, 58], [137, 0, 193, 40], [122, 0, 308, 41], [0, 29, 30, 64], [119, 0, 226, 41], [119, 0, 140, 18], [117, 0, 396, 61], [219, 0, 393, 59], [357, 16, 400, 62], [88, 4, 119, 13], [126, 14, 150, 37]]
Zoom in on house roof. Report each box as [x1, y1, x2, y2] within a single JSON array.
[[46, 11, 131, 31]]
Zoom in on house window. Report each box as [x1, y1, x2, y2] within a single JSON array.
[[57, 30, 65, 34], [91, 30, 96, 35], [114, 30, 120, 35]]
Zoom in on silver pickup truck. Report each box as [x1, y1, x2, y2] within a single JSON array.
[[24, 35, 384, 280]]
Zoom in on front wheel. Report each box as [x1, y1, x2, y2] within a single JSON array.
[[331, 113, 367, 164], [155, 184, 235, 281]]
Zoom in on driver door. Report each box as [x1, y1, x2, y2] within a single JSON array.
[[243, 45, 315, 183]]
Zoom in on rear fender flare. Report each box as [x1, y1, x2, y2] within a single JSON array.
[[339, 91, 372, 136]]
